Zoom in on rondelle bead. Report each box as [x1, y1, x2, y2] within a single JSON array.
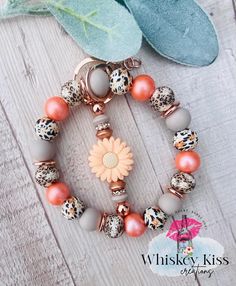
[[62, 196, 86, 220], [165, 108, 191, 131], [130, 74, 155, 101], [61, 80, 84, 106], [111, 192, 128, 203], [35, 117, 59, 141], [110, 68, 132, 95], [79, 208, 102, 231], [30, 139, 56, 162], [103, 214, 124, 238], [109, 180, 126, 191], [150, 86, 175, 112], [173, 128, 198, 151], [175, 151, 201, 173], [46, 182, 70, 205], [124, 213, 146, 237], [116, 201, 130, 217], [45, 96, 69, 121], [35, 164, 59, 187], [170, 172, 196, 193], [158, 193, 183, 216], [89, 68, 110, 97], [93, 114, 110, 131], [96, 128, 113, 139], [143, 207, 168, 230]]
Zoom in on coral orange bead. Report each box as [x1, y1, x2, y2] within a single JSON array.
[[46, 182, 70, 205], [130, 75, 155, 101], [124, 213, 146, 237], [45, 96, 69, 121], [175, 151, 201, 173]]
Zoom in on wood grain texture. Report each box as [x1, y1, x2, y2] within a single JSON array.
[[0, 0, 236, 285]]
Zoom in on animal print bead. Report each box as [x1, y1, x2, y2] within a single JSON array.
[[170, 172, 196, 193], [35, 117, 59, 141], [62, 196, 86, 220], [150, 86, 175, 112], [173, 128, 198, 151], [143, 207, 168, 230], [35, 165, 59, 187], [103, 214, 124, 238], [61, 80, 84, 106], [109, 68, 132, 95]]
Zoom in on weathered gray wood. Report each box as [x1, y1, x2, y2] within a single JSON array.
[[0, 0, 236, 285]]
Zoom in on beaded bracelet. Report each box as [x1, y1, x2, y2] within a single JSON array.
[[31, 57, 200, 238]]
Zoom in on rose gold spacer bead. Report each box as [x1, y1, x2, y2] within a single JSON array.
[[91, 102, 105, 116], [109, 180, 126, 191], [98, 212, 108, 232], [96, 128, 113, 139], [116, 201, 130, 217], [168, 187, 185, 200], [161, 101, 180, 118], [33, 160, 56, 166]]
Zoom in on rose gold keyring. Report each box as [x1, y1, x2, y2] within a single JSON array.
[[74, 58, 114, 105]]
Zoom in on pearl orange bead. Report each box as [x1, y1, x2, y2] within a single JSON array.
[[46, 182, 70, 205], [130, 75, 155, 101], [124, 213, 146, 237], [45, 96, 69, 121], [175, 151, 201, 173]]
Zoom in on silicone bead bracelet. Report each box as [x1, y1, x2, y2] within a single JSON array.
[[30, 57, 200, 238]]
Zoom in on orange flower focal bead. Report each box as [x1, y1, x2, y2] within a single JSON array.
[[130, 74, 155, 101]]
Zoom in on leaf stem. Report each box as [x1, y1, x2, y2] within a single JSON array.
[[48, 1, 115, 35]]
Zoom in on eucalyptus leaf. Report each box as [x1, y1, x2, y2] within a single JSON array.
[[47, 0, 142, 62], [0, 0, 50, 19], [124, 0, 219, 66]]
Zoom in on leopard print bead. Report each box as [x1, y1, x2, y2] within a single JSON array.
[[35, 165, 59, 187], [143, 207, 168, 230], [173, 128, 198, 151], [110, 68, 132, 95], [62, 196, 86, 220], [171, 172, 196, 193], [150, 86, 175, 112], [35, 117, 59, 141], [103, 214, 124, 238], [61, 80, 84, 106]]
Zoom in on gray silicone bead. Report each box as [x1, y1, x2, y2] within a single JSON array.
[[89, 68, 110, 97], [158, 193, 183, 215], [79, 208, 102, 231], [165, 108, 191, 131], [111, 193, 128, 202], [92, 114, 109, 126], [30, 139, 56, 161]]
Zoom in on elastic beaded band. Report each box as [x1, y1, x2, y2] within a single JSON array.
[[30, 57, 200, 238]]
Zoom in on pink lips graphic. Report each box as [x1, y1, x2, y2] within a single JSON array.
[[166, 218, 202, 241]]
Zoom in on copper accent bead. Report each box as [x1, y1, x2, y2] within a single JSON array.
[[91, 102, 105, 115], [98, 212, 108, 232], [168, 188, 184, 199], [96, 128, 113, 139], [161, 102, 180, 118], [116, 201, 130, 217], [109, 180, 126, 191]]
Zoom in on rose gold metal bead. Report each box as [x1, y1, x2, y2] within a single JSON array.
[[116, 201, 130, 217], [168, 187, 184, 199], [98, 212, 108, 232], [33, 160, 56, 166], [96, 128, 113, 139], [109, 180, 126, 191], [161, 101, 180, 118], [91, 102, 105, 115]]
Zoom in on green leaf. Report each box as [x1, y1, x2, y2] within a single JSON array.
[[0, 0, 50, 19], [124, 0, 219, 66], [47, 0, 142, 62]]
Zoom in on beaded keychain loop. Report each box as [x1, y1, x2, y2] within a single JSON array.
[[31, 57, 200, 238]]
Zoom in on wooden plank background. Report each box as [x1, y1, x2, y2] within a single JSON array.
[[0, 0, 236, 285]]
